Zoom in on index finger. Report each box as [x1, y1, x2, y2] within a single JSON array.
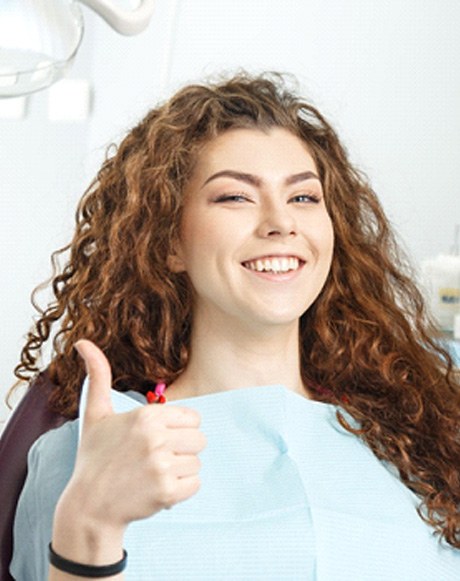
[[161, 405, 201, 428]]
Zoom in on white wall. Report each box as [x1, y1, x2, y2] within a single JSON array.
[[2, 0, 460, 427]]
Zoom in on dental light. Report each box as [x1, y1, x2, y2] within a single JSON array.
[[0, 0, 155, 98]]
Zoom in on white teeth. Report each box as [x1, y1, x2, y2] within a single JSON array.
[[244, 257, 300, 273]]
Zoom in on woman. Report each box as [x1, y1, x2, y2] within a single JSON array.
[[9, 72, 460, 580]]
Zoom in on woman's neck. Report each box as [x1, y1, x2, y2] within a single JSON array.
[[168, 315, 310, 401]]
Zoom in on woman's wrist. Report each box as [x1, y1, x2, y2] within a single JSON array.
[[52, 484, 126, 570], [49, 543, 127, 579]]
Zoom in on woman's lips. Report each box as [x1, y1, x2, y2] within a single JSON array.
[[242, 255, 304, 274]]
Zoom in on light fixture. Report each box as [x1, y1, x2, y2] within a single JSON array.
[[0, 0, 155, 98]]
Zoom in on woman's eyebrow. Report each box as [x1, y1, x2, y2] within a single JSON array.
[[201, 169, 320, 188], [285, 171, 320, 185]]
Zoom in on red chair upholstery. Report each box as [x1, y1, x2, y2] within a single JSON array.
[[0, 372, 68, 581]]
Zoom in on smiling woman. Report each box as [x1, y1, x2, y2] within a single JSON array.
[[4, 72, 460, 580], [167, 128, 334, 351]]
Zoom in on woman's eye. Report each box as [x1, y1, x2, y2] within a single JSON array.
[[214, 193, 251, 203], [289, 193, 321, 204]]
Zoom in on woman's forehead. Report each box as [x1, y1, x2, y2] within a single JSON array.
[[188, 127, 318, 186]]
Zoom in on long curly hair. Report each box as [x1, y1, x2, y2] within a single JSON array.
[[13, 72, 460, 548]]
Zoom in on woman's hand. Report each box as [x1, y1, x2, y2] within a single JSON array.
[[50, 339, 206, 578]]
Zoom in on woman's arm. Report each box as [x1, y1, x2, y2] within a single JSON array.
[[50, 492, 125, 580], [48, 340, 206, 580]]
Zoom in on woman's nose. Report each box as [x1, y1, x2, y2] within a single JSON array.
[[256, 203, 297, 238]]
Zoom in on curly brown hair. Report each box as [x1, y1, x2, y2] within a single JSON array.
[[13, 71, 460, 548]]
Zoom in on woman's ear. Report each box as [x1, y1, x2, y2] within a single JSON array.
[[167, 254, 185, 273], [167, 241, 186, 273]]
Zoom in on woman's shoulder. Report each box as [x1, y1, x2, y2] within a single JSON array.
[[17, 419, 80, 537], [23, 419, 80, 520], [29, 419, 79, 471], [10, 420, 80, 580]]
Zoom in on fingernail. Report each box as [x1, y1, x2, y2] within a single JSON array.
[[73, 341, 89, 374], [74, 342, 83, 357]]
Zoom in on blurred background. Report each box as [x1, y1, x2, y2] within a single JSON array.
[[1, 0, 459, 428]]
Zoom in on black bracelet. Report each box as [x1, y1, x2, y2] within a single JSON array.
[[49, 543, 127, 578]]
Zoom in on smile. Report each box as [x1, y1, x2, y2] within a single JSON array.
[[242, 256, 303, 274]]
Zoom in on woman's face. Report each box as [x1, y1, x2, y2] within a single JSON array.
[[169, 127, 334, 331]]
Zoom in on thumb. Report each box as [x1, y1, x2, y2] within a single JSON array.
[[75, 339, 114, 428]]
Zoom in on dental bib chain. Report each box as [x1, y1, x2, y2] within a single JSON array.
[[145, 381, 350, 406], [147, 382, 167, 404]]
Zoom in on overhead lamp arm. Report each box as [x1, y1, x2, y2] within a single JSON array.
[[78, 0, 155, 35]]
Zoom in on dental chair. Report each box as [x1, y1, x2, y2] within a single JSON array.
[[0, 372, 68, 581]]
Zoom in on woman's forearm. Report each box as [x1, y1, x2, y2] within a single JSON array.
[[49, 485, 126, 581]]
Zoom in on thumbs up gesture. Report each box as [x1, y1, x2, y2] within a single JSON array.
[[55, 340, 206, 534]]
